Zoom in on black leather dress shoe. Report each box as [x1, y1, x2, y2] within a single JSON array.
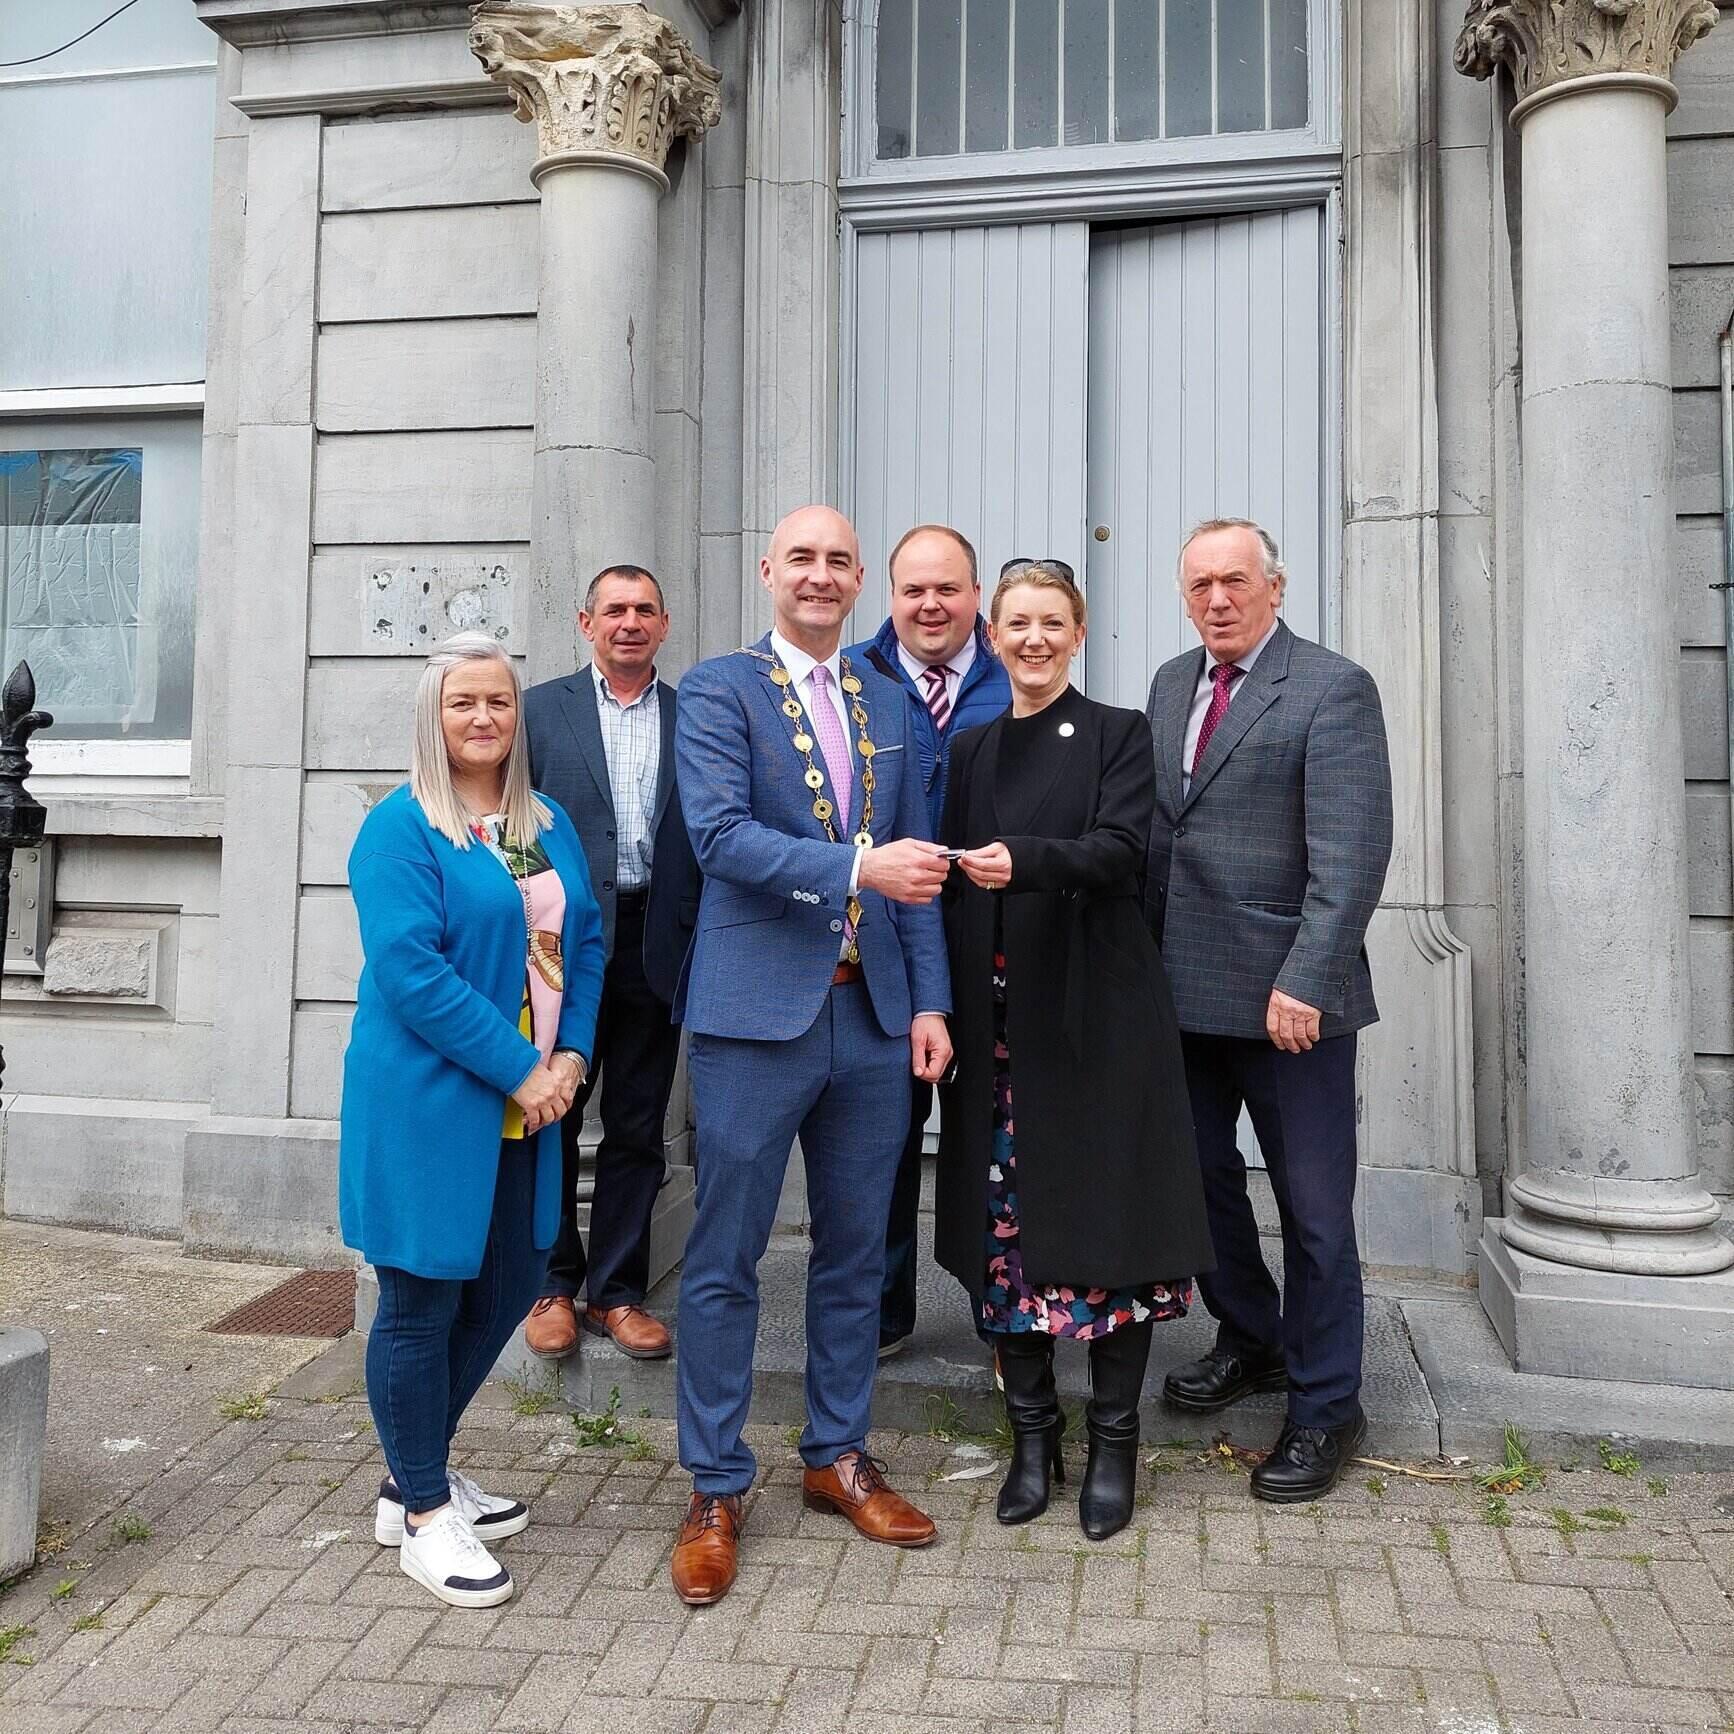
[[1162, 1347, 1287, 1413], [1250, 1411, 1368, 1504]]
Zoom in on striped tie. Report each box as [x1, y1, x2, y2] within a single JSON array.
[[921, 665, 953, 732]]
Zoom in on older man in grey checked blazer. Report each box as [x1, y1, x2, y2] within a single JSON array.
[[1145, 518, 1392, 1505]]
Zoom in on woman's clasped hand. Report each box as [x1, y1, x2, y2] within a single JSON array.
[[512, 1051, 584, 1133]]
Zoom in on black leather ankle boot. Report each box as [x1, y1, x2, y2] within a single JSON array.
[[994, 1333, 1064, 1525], [1079, 1321, 1153, 1541]]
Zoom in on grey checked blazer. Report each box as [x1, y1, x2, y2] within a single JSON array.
[[1144, 620, 1393, 1041]]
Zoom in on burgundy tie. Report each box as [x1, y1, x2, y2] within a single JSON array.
[[920, 664, 953, 732], [1191, 662, 1243, 773]]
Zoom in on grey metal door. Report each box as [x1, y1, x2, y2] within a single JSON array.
[[845, 221, 1091, 634], [1083, 207, 1328, 708]]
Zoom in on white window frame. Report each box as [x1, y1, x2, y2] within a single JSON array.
[[842, 0, 1341, 192], [0, 391, 205, 782], [28, 740, 193, 785]]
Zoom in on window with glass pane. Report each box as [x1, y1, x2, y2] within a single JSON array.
[[874, 0, 1309, 160], [0, 423, 199, 741]]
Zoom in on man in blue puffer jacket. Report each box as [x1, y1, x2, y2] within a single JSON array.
[[849, 524, 1011, 1357]]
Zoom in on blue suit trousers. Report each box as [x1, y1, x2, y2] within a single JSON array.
[[677, 980, 911, 1494], [1182, 1032, 1363, 1431]]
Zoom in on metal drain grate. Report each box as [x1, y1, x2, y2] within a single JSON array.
[[205, 1268, 356, 1338]]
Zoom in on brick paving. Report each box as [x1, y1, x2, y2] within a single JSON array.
[[4, 1374, 1734, 1734]]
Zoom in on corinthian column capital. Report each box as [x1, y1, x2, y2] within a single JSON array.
[[1455, 0, 1719, 104], [469, 2, 722, 179]]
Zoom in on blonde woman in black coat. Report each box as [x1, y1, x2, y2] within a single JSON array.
[[935, 561, 1214, 1541]]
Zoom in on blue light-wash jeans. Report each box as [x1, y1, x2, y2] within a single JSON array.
[[365, 1140, 547, 1511]]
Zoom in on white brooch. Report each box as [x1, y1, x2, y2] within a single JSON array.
[[1058, 722, 1075, 738]]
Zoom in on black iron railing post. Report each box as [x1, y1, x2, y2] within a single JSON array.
[[0, 663, 52, 1092]]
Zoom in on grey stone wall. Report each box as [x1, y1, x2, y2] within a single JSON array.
[[1668, 16, 1734, 1205], [4, 4, 739, 1256], [290, 58, 732, 1119], [0, 835, 222, 1237], [290, 99, 543, 1113]]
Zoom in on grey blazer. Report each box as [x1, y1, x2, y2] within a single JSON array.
[[522, 668, 697, 1004], [1143, 620, 1394, 1041]]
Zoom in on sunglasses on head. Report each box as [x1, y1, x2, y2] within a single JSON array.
[[998, 557, 1076, 583]]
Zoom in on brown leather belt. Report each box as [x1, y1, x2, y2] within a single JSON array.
[[831, 960, 863, 986]]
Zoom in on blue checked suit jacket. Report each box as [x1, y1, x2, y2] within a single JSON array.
[[1144, 620, 1394, 1041], [673, 635, 951, 1042]]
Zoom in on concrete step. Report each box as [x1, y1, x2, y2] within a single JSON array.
[[368, 1212, 1734, 1471], [493, 1221, 1444, 1459]]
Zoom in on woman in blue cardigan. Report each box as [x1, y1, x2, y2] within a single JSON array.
[[341, 631, 605, 1609]]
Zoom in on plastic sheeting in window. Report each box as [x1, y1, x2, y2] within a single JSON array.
[[0, 448, 152, 729]]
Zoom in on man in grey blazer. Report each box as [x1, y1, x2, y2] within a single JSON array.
[[1145, 519, 1392, 1504], [517, 565, 698, 1363]]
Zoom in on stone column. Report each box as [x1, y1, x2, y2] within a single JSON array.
[[470, 2, 721, 684], [1458, 0, 1734, 1385], [468, 6, 720, 1317]]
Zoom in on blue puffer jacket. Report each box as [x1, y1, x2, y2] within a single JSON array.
[[849, 615, 1012, 835]]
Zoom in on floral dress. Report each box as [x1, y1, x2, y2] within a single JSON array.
[[472, 816, 566, 1142], [980, 907, 1193, 1340]]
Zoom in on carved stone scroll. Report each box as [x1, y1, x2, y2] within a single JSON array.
[[469, 2, 722, 173], [1455, 0, 1719, 101]]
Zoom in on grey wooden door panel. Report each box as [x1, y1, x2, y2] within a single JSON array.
[[1084, 206, 1327, 711], [846, 222, 1091, 634]]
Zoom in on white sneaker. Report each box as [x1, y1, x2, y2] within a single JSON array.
[[374, 1470, 531, 1546], [398, 1505, 515, 1608]]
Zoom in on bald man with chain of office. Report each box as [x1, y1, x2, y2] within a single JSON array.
[[666, 506, 953, 1606]]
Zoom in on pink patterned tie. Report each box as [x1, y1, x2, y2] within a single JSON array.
[[1191, 662, 1243, 773], [808, 664, 853, 832]]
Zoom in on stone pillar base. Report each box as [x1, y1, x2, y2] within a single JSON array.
[[1479, 1220, 1734, 1390], [1357, 1166, 1482, 1280]]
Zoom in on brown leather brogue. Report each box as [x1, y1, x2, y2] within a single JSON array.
[[670, 1492, 742, 1606], [801, 1452, 937, 1547], [584, 1304, 672, 1359], [523, 1296, 578, 1359]]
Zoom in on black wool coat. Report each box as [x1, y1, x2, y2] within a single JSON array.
[[934, 686, 1216, 1301]]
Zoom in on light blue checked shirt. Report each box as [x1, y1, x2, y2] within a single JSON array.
[[592, 666, 661, 891]]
